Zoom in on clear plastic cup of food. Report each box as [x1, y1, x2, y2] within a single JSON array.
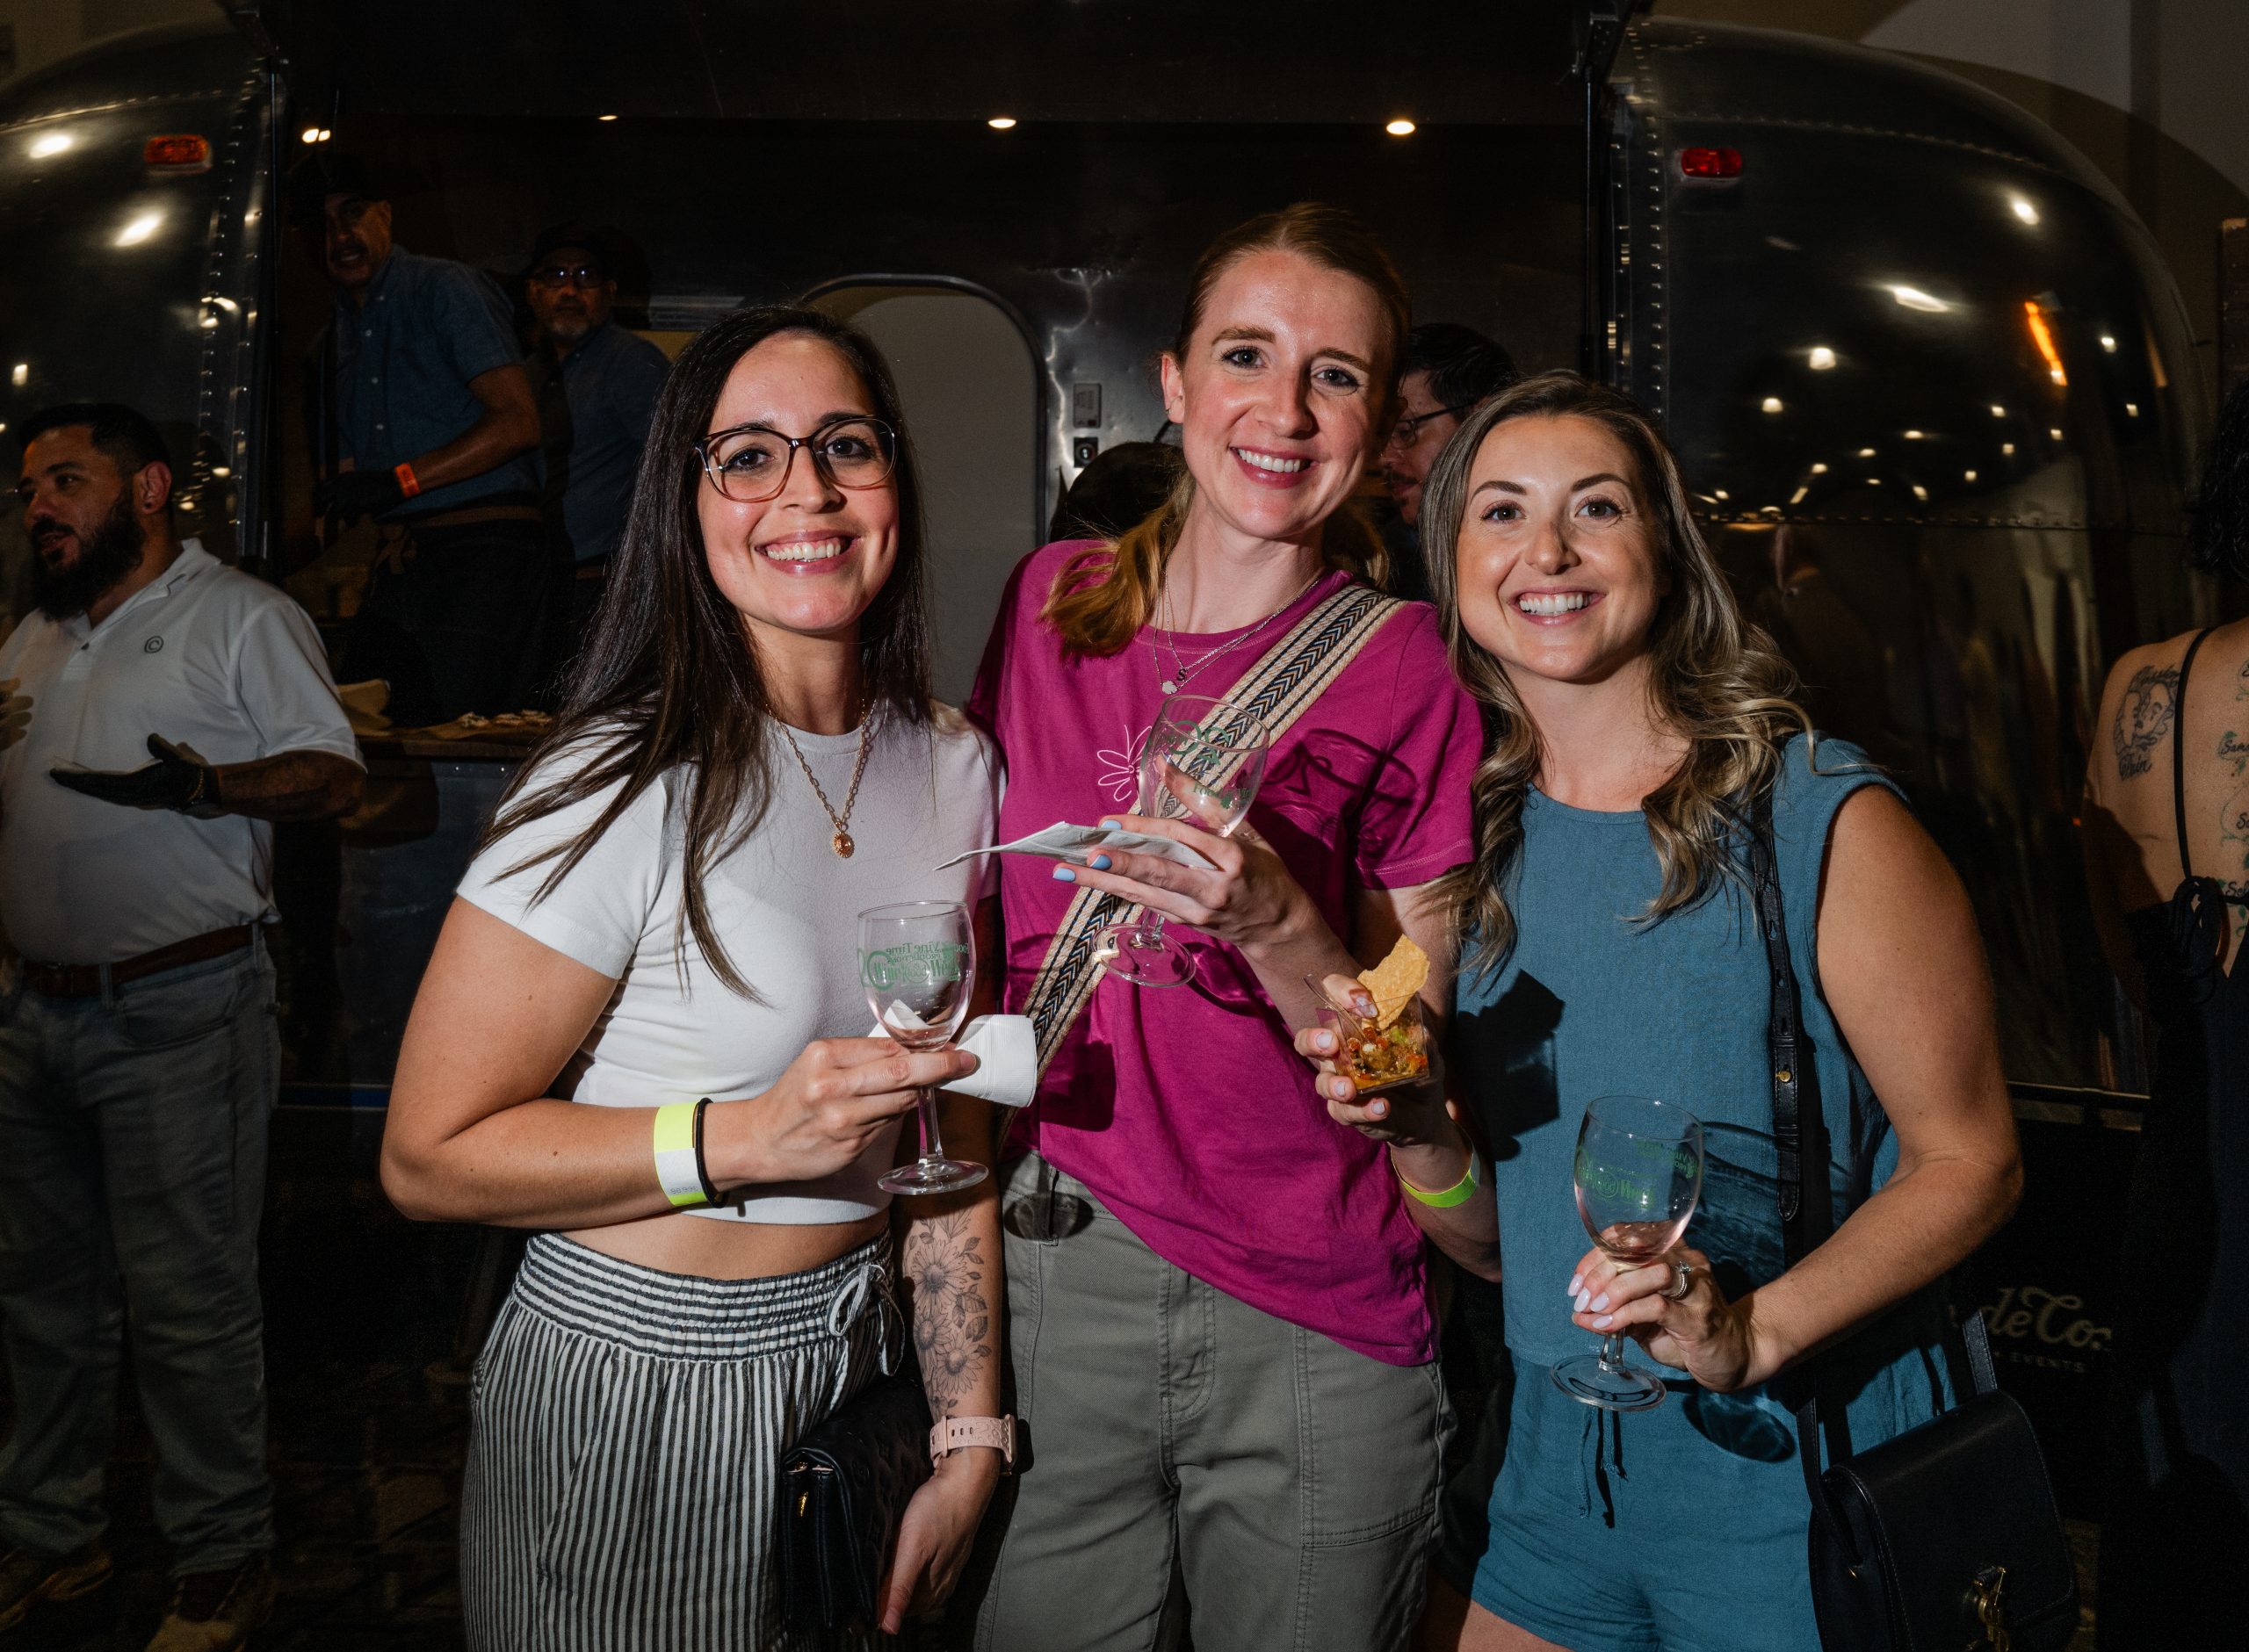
[[1307, 977, 1433, 1095]]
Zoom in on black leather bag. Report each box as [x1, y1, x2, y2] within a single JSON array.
[[777, 1372, 932, 1635], [1746, 808, 2076, 1652]]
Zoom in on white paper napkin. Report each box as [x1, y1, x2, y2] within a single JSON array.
[[862, 1013, 1038, 1109], [935, 819, 1215, 873]]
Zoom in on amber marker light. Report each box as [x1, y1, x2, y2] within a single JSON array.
[[2024, 299, 2066, 386]]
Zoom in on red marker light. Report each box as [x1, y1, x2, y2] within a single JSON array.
[[143, 134, 212, 173], [1678, 146, 1743, 181]]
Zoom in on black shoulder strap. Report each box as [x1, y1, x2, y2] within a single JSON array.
[[2173, 627, 2216, 880], [1749, 787, 1994, 1526]]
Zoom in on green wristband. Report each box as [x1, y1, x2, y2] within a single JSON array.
[[1394, 1146, 1480, 1208], [652, 1101, 707, 1208]]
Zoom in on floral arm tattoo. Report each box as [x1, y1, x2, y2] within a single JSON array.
[[2114, 665, 2180, 779], [901, 1207, 997, 1418]]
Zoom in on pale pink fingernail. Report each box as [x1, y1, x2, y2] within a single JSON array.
[[1567, 1273, 1583, 1295], [1573, 1288, 1591, 1313], [1592, 1314, 1614, 1330], [1591, 1293, 1610, 1312]]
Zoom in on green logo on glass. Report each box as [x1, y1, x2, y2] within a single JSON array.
[[862, 941, 969, 992]]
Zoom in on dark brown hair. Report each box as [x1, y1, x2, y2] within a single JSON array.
[[484, 305, 933, 996], [1043, 202, 1408, 657]]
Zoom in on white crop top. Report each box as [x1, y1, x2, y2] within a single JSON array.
[[456, 706, 1001, 1223]]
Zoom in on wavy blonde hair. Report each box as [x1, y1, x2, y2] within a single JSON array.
[[1044, 202, 1404, 656], [1421, 372, 1811, 977]]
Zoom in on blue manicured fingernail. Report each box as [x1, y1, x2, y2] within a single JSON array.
[[1567, 1273, 1583, 1295], [1592, 1314, 1614, 1330], [1099, 818, 1121, 830], [1370, 1100, 1387, 1118], [1052, 865, 1076, 883], [1591, 1293, 1610, 1313], [1089, 855, 1112, 869]]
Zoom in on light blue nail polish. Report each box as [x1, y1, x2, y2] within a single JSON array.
[[1098, 818, 1121, 830], [1052, 865, 1076, 883], [1592, 1314, 1614, 1330], [1591, 1293, 1610, 1313], [1573, 1288, 1591, 1313], [1090, 855, 1112, 869]]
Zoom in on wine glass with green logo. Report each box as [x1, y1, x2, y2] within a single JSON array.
[[1551, 1093, 1705, 1411], [860, 900, 985, 1194]]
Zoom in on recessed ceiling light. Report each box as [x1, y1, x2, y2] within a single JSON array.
[[2001, 443, 2015, 455], [1963, 470, 1977, 482], [1810, 462, 1828, 474], [1385, 119, 1417, 136], [1761, 397, 1783, 414], [2050, 428, 2064, 440], [598, 114, 618, 122], [1857, 447, 1876, 458], [2099, 335, 2116, 351], [1904, 429, 1923, 440], [2125, 402, 2139, 416], [1990, 404, 2006, 417], [1808, 347, 1835, 371], [987, 116, 1018, 130], [300, 126, 322, 144]]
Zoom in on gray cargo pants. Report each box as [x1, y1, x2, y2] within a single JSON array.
[[965, 1155, 1449, 1652]]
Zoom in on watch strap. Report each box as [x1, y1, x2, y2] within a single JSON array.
[[929, 1414, 1016, 1470]]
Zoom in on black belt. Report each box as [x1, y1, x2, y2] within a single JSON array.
[[21, 925, 254, 999]]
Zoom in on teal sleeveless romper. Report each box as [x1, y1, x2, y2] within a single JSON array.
[[1452, 737, 1956, 1652]]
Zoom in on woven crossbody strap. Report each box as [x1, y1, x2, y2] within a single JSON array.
[[1023, 581, 1406, 1071]]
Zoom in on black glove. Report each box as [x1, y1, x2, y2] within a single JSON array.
[[49, 733, 216, 812], [314, 465, 408, 523]]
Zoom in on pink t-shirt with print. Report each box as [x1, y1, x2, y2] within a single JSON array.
[[966, 541, 1482, 1365]]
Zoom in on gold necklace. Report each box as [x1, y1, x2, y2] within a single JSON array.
[[777, 718, 874, 858]]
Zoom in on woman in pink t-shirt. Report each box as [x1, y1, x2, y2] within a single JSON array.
[[959, 205, 1484, 1652]]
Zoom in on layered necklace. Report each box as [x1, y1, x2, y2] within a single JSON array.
[[777, 716, 875, 858], [1150, 566, 1321, 696]]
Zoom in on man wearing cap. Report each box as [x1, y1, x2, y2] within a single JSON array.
[[289, 153, 552, 726], [0, 404, 362, 1649], [521, 224, 669, 655]]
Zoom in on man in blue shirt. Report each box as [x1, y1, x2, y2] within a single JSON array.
[[288, 154, 553, 725], [520, 224, 669, 660]]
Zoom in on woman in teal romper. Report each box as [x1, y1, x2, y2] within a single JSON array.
[[1298, 373, 2022, 1651]]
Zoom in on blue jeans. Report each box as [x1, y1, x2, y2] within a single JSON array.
[[0, 943, 278, 1572]]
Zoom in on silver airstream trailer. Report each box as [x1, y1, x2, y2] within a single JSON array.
[[0, 0, 2210, 1540]]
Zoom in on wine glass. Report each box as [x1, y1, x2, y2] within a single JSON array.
[[1550, 1093, 1705, 1412], [1094, 695, 1272, 988], [859, 900, 987, 1195]]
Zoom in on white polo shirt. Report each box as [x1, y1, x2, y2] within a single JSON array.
[[0, 540, 362, 964]]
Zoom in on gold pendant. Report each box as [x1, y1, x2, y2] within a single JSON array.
[[833, 830, 855, 858]]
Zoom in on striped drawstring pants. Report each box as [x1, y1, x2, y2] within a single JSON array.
[[460, 1231, 894, 1650]]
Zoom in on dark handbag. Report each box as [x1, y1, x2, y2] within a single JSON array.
[[1746, 805, 2076, 1652], [777, 1372, 933, 1634]]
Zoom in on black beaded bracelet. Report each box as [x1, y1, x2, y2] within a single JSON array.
[[691, 1096, 720, 1206]]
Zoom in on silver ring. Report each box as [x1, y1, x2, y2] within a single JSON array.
[[1663, 1261, 1696, 1302]]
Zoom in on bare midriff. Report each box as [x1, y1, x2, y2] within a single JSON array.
[[562, 1208, 889, 1280]]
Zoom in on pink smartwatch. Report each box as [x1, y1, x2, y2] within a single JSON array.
[[930, 1415, 1017, 1472]]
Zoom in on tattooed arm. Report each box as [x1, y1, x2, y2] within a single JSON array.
[[878, 898, 1006, 1634], [2112, 662, 2180, 780]]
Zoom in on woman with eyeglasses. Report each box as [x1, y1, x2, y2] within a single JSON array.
[[380, 306, 1009, 1648]]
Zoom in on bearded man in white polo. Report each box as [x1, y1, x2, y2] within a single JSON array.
[[0, 403, 363, 1651]]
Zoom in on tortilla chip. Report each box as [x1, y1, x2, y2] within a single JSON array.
[[1356, 935, 1428, 1028]]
